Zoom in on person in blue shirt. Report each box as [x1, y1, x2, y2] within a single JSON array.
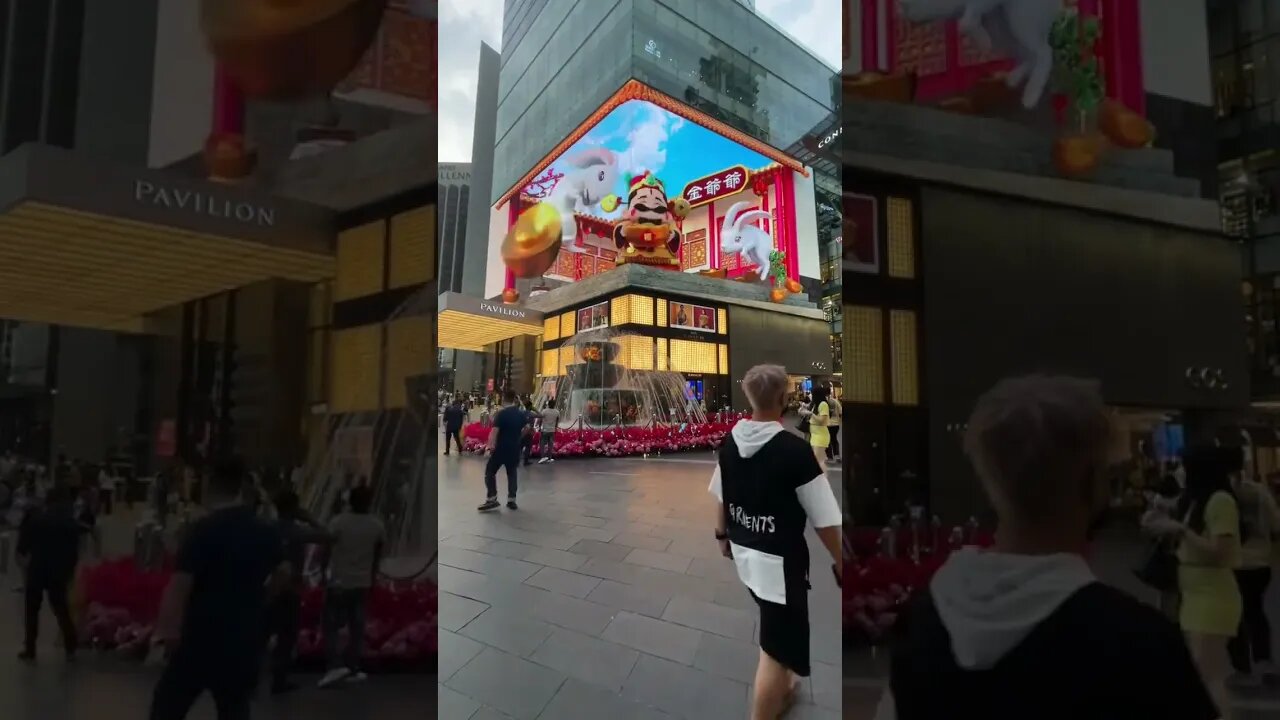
[[479, 390, 528, 512]]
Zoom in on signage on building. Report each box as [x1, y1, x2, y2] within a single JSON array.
[[439, 165, 471, 184], [133, 180, 276, 227], [682, 165, 749, 208], [669, 301, 716, 333], [802, 125, 841, 155], [479, 301, 527, 319]]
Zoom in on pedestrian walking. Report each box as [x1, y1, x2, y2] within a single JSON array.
[[317, 485, 385, 689], [1227, 455, 1280, 683], [149, 456, 289, 720], [267, 490, 331, 694], [825, 392, 842, 462], [799, 386, 832, 467], [16, 485, 85, 662], [710, 365, 843, 720], [521, 399, 537, 466], [478, 390, 526, 512], [877, 375, 1219, 720], [537, 399, 559, 464], [443, 397, 466, 456]]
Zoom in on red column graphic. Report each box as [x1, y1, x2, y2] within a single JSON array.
[[1101, 0, 1145, 116], [708, 200, 718, 270], [780, 170, 800, 282], [212, 67, 245, 135], [860, 0, 880, 72]]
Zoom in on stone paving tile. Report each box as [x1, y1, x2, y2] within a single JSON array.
[[808, 660, 842, 710], [586, 578, 674, 618], [538, 678, 676, 720], [439, 591, 490, 632], [527, 590, 620, 636], [439, 629, 486, 681], [692, 632, 760, 684], [601, 611, 704, 665], [623, 547, 693, 574], [471, 707, 517, 720], [685, 555, 740, 583], [524, 565, 602, 598], [522, 546, 590, 571], [566, 525, 619, 542], [661, 595, 756, 641], [610, 531, 672, 551], [620, 653, 749, 720], [566, 538, 636, 562], [530, 627, 641, 692], [478, 539, 537, 560], [440, 546, 543, 583], [440, 683, 483, 720], [446, 647, 566, 720], [458, 608, 555, 658], [441, 533, 495, 552]]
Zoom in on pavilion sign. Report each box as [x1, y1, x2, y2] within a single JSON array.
[[133, 180, 277, 228]]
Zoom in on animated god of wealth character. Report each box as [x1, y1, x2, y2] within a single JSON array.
[[602, 171, 691, 269]]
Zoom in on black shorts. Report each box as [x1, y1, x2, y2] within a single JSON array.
[[750, 580, 811, 677]]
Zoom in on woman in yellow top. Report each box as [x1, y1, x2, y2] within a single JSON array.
[[802, 386, 831, 467], [1152, 446, 1243, 718], [1229, 468, 1280, 680]]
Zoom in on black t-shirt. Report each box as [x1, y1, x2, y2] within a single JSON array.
[[888, 582, 1219, 720], [443, 404, 465, 430], [491, 405, 528, 455], [717, 432, 824, 602], [17, 508, 83, 581], [176, 506, 284, 660]]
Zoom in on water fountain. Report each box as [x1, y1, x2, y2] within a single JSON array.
[[534, 327, 708, 429]]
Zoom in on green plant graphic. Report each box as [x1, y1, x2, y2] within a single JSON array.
[[769, 250, 787, 289], [1049, 11, 1104, 122]]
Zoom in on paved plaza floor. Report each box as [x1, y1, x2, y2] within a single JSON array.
[[437, 444, 844, 720]]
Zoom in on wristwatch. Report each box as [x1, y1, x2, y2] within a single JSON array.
[[714, 529, 728, 541]]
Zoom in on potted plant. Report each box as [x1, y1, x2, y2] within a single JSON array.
[[768, 250, 790, 303], [1049, 11, 1105, 178]]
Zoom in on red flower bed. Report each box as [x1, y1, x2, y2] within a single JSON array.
[[462, 417, 750, 458], [842, 530, 995, 646], [78, 557, 437, 671]]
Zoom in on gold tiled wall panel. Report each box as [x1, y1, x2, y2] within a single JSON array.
[[385, 317, 430, 408], [656, 338, 669, 370], [844, 306, 885, 403], [559, 311, 576, 338], [389, 206, 434, 289], [890, 310, 920, 406], [717, 308, 727, 335], [718, 344, 728, 374], [335, 221, 386, 301], [657, 300, 668, 327], [611, 296, 631, 326], [611, 295, 655, 326], [541, 350, 558, 377], [616, 335, 654, 370], [330, 325, 382, 412], [543, 316, 560, 341], [669, 339, 718, 374], [887, 197, 916, 279], [558, 344, 576, 374]]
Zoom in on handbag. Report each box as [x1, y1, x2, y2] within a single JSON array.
[[797, 414, 811, 434], [1134, 537, 1178, 592]]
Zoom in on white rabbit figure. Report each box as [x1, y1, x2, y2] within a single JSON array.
[[898, 0, 1058, 110], [545, 148, 619, 253], [720, 201, 774, 282]]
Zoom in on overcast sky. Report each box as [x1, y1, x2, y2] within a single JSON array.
[[438, 0, 841, 164]]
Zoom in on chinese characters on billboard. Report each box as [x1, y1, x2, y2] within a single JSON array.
[[669, 301, 716, 333], [682, 165, 749, 208]]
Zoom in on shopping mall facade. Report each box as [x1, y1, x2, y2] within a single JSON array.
[[841, 1, 1249, 523], [441, 0, 841, 406], [0, 1, 433, 487]]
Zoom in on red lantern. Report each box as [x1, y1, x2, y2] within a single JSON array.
[[751, 174, 771, 197]]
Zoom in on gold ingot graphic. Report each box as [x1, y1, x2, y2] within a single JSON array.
[[502, 202, 563, 279]]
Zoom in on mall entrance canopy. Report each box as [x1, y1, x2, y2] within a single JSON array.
[[438, 291, 543, 351], [0, 143, 335, 332]]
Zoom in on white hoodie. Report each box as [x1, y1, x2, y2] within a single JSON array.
[[874, 548, 1095, 719]]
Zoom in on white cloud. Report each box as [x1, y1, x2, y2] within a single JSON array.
[[618, 105, 684, 177], [436, 0, 841, 162], [436, 0, 503, 163]]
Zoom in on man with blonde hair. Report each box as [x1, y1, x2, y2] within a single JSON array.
[[710, 364, 843, 720], [877, 374, 1219, 720]]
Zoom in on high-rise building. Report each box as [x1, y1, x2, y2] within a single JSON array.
[[493, 0, 836, 204], [438, 163, 472, 293]]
